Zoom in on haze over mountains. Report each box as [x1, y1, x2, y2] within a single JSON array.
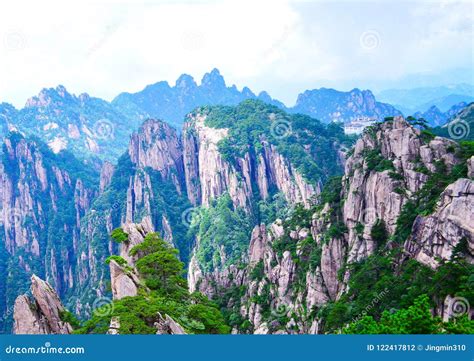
[[377, 84, 474, 114], [0, 68, 471, 162]]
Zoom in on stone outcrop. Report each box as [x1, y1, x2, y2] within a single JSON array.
[[0, 134, 96, 325], [99, 161, 115, 193], [183, 113, 319, 210], [109, 260, 139, 300], [404, 178, 474, 268], [187, 117, 473, 334], [128, 119, 185, 194], [154, 313, 186, 335], [120, 218, 154, 265], [107, 316, 120, 335], [342, 116, 460, 262], [13, 275, 72, 334]]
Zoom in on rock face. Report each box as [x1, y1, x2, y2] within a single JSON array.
[[404, 178, 474, 268], [154, 313, 186, 335], [109, 260, 139, 300], [99, 161, 115, 193], [128, 119, 185, 193], [342, 116, 460, 262], [13, 275, 72, 334], [124, 120, 188, 246], [0, 133, 97, 330], [188, 117, 473, 334], [183, 113, 319, 209]]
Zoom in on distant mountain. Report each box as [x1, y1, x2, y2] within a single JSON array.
[[0, 69, 423, 162], [0, 86, 146, 162], [112, 68, 284, 129], [291, 87, 401, 123], [418, 94, 474, 112], [433, 102, 474, 141], [413, 102, 468, 127], [377, 84, 474, 113], [113, 70, 402, 128]]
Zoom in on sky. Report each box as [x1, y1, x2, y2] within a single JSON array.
[[0, 0, 472, 108]]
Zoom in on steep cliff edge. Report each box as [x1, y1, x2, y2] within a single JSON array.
[[184, 100, 348, 280], [188, 117, 473, 334], [0, 132, 97, 332], [72, 119, 192, 317], [13, 275, 72, 334]]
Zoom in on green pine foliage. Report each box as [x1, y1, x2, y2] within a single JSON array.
[[344, 294, 473, 334], [75, 232, 230, 334]]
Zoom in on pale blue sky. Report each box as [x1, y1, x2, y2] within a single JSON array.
[[0, 0, 472, 107]]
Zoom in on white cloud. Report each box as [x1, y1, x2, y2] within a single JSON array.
[[0, 0, 472, 107]]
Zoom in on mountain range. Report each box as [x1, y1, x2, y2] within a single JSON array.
[[1, 69, 471, 164], [0, 71, 472, 335], [377, 84, 474, 114], [1, 98, 473, 335], [0, 69, 403, 163]]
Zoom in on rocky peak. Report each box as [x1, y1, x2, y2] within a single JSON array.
[[128, 119, 184, 180], [176, 74, 197, 89], [404, 178, 474, 268], [183, 112, 318, 209], [25, 85, 74, 108], [13, 275, 72, 334], [293, 87, 401, 123], [343, 116, 460, 262], [201, 68, 226, 89]]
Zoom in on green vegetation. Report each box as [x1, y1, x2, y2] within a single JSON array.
[[75, 232, 230, 334], [110, 228, 129, 243], [59, 310, 81, 330], [361, 148, 395, 172], [319, 246, 473, 333], [105, 255, 128, 267], [344, 294, 473, 334], [188, 194, 253, 273], [197, 100, 352, 184], [392, 141, 474, 245]]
